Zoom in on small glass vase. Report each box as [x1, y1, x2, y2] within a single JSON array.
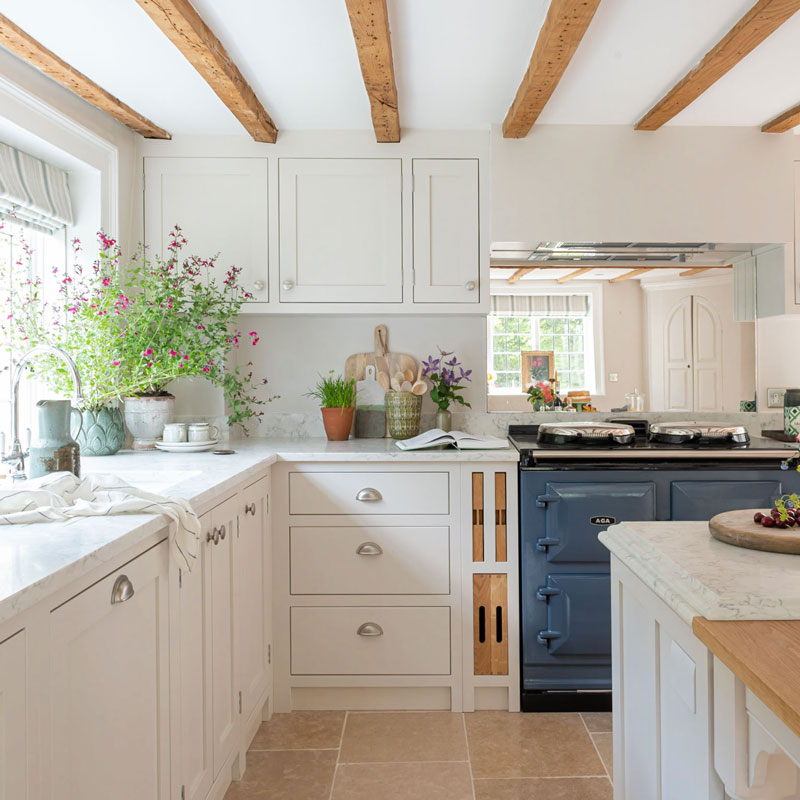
[[435, 407, 452, 432]]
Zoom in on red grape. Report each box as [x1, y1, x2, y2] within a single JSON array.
[[754, 512, 765, 523], [762, 516, 776, 527]]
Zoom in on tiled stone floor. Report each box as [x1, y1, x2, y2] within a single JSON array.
[[224, 710, 613, 800]]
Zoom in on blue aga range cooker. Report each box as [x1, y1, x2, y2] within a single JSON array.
[[510, 421, 800, 712]]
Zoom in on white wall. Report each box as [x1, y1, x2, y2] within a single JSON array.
[[757, 315, 800, 408], [491, 124, 795, 245]]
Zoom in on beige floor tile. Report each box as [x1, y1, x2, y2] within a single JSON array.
[[340, 712, 468, 764], [332, 762, 473, 800], [592, 732, 613, 779], [249, 711, 346, 750], [466, 712, 604, 779], [474, 777, 613, 799], [581, 712, 613, 733], [223, 750, 337, 800]]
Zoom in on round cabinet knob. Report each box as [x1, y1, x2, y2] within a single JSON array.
[[356, 541, 383, 556], [244, 502, 256, 516], [357, 622, 384, 637], [207, 528, 220, 545], [218, 524, 226, 541], [110, 574, 135, 605], [253, 280, 265, 292], [465, 281, 476, 291], [356, 487, 382, 502], [282, 279, 295, 291]]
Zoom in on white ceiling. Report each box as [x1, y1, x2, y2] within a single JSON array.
[[1, 0, 800, 135]]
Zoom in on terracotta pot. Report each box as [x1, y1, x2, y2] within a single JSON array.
[[321, 407, 355, 441]]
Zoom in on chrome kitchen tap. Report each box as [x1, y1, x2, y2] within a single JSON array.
[[2, 345, 84, 481]]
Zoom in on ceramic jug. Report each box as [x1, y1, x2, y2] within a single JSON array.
[[29, 399, 81, 479]]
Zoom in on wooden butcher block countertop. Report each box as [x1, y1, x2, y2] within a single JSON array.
[[693, 616, 800, 739]]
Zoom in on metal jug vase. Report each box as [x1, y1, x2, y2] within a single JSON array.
[[29, 399, 81, 479]]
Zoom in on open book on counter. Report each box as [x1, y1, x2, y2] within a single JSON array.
[[395, 429, 510, 451]]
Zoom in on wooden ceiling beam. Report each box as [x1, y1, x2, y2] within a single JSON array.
[[503, 0, 602, 138], [0, 13, 170, 139], [609, 268, 650, 283], [680, 267, 713, 277], [636, 0, 800, 131], [507, 267, 537, 284], [557, 267, 594, 283], [134, 0, 277, 143], [345, 0, 400, 142], [762, 101, 800, 132]]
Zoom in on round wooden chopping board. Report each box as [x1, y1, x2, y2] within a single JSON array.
[[709, 509, 800, 555]]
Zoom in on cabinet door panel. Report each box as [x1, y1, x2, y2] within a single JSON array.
[[236, 476, 271, 724], [144, 157, 268, 302], [0, 630, 27, 800], [279, 158, 402, 303], [413, 159, 479, 303], [49, 540, 169, 800]]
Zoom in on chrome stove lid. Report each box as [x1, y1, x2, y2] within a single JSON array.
[[537, 422, 636, 446], [648, 422, 750, 445]]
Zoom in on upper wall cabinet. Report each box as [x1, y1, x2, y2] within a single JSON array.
[[412, 159, 480, 304], [278, 158, 403, 303], [144, 157, 269, 303]]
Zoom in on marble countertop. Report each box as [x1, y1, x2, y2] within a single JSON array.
[[0, 437, 515, 627], [600, 521, 800, 624]]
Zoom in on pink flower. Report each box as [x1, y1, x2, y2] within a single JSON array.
[[169, 349, 178, 357], [202, 366, 209, 373], [101, 277, 111, 286], [112, 360, 119, 366], [143, 348, 153, 356], [197, 324, 205, 330]]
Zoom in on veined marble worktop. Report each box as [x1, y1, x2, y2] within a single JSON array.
[[0, 437, 516, 627], [600, 520, 800, 625]]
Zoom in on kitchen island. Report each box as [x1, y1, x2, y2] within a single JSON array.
[[601, 520, 800, 800]]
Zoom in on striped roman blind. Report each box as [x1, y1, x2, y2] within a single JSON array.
[[491, 294, 590, 317], [0, 142, 74, 234]]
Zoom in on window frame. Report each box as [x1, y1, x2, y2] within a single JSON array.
[[487, 280, 605, 397]]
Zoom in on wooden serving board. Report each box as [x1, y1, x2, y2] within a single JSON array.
[[344, 325, 416, 382], [709, 509, 800, 555]]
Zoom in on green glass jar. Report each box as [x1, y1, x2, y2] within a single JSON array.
[[385, 392, 422, 440]]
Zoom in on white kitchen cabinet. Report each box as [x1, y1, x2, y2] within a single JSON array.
[[0, 630, 28, 799], [48, 540, 170, 800], [173, 510, 214, 800], [209, 495, 239, 778], [412, 159, 480, 303], [235, 476, 272, 731], [144, 157, 269, 302], [278, 158, 403, 303]]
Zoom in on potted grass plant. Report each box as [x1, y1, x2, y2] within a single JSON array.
[[306, 371, 357, 441]]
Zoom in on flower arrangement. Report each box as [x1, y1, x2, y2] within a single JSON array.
[[526, 381, 553, 410], [421, 348, 472, 411], [1, 227, 274, 431]]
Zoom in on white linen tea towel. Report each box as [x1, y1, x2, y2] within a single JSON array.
[[0, 471, 200, 572]]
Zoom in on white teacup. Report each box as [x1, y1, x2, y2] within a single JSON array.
[[187, 423, 220, 443], [162, 423, 187, 443]]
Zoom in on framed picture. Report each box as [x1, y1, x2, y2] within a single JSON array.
[[521, 350, 554, 390]]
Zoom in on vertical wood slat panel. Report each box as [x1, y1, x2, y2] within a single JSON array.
[[473, 573, 509, 676], [495, 472, 507, 562], [472, 472, 484, 562]]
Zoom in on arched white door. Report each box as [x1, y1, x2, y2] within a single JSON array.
[[692, 296, 723, 412], [663, 296, 693, 412]]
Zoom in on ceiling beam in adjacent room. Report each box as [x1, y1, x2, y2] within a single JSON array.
[[507, 267, 537, 284], [609, 268, 650, 283], [556, 267, 595, 283]]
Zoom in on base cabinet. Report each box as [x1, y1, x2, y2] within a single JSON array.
[[0, 630, 28, 799], [48, 540, 170, 800]]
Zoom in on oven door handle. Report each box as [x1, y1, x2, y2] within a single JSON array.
[[536, 494, 561, 508], [536, 586, 562, 601], [536, 536, 561, 552], [537, 629, 562, 646]]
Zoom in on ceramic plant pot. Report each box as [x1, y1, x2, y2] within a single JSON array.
[[321, 407, 355, 441], [385, 392, 422, 440], [435, 407, 452, 432], [123, 394, 175, 450], [72, 406, 125, 456], [29, 399, 81, 479]]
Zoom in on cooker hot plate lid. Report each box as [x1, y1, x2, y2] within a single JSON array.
[[537, 421, 636, 445], [648, 422, 750, 445]]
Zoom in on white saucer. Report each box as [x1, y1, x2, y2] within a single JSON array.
[[154, 438, 219, 453]]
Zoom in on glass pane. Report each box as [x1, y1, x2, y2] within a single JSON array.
[[495, 335, 510, 352], [493, 354, 507, 371], [572, 370, 585, 387], [507, 335, 521, 351], [571, 354, 585, 370], [539, 318, 553, 334], [507, 318, 520, 334], [539, 335, 553, 350], [552, 335, 568, 352], [518, 335, 532, 350], [496, 372, 510, 388], [552, 318, 567, 334], [508, 373, 521, 389], [555, 353, 570, 371], [570, 318, 584, 333], [569, 335, 584, 352], [507, 353, 520, 371], [519, 317, 532, 334], [492, 317, 507, 334]]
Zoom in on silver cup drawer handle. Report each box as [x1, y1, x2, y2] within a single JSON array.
[[356, 487, 382, 502], [357, 622, 384, 637], [356, 542, 383, 556], [111, 574, 134, 605]]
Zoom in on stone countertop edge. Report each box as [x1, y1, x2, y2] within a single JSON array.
[[600, 521, 800, 625], [0, 438, 516, 627]]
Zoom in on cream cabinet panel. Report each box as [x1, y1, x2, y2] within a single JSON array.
[[289, 471, 449, 515], [291, 606, 451, 675], [413, 159, 479, 303], [278, 158, 402, 303], [144, 157, 269, 302], [49, 540, 170, 800], [175, 511, 214, 800], [235, 476, 271, 725], [210, 496, 238, 777], [290, 526, 450, 595], [0, 630, 27, 800]]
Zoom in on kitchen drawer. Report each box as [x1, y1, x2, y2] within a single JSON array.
[[290, 606, 451, 675], [289, 472, 449, 515], [290, 526, 450, 595]]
